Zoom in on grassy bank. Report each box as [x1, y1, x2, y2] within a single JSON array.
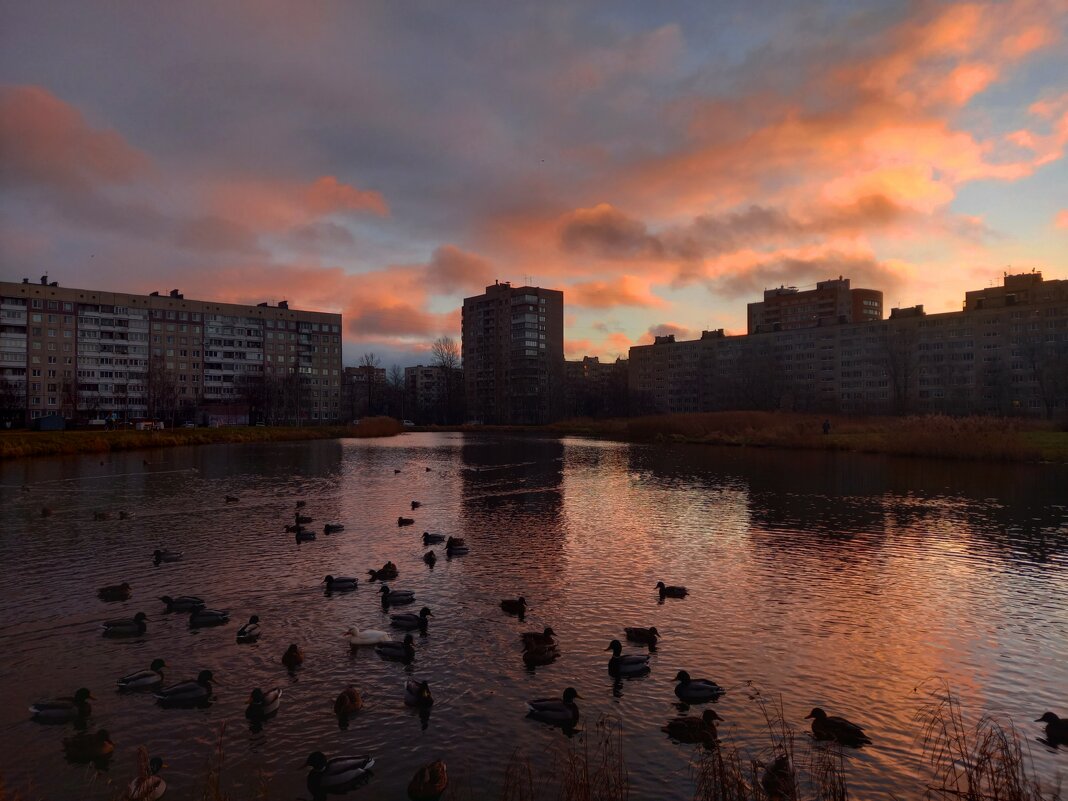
[[0, 417, 402, 460]]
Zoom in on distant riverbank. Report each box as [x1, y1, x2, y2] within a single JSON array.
[[0, 417, 402, 460]]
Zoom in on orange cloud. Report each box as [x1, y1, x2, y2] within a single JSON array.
[[568, 275, 665, 309], [1056, 210, 1068, 229], [208, 175, 388, 232]]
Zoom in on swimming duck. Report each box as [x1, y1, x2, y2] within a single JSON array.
[[423, 550, 437, 567], [656, 581, 687, 599], [422, 532, 445, 544], [30, 688, 93, 722], [225, 495, 239, 503], [662, 709, 722, 744], [367, 562, 399, 581], [236, 615, 261, 642], [295, 500, 307, 508], [295, 529, 316, 542], [445, 541, 469, 556], [305, 752, 375, 795], [334, 686, 363, 717], [153, 549, 182, 564], [805, 707, 872, 746], [296, 514, 313, 524], [760, 754, 795, 801], [394, 469, 402, 474], [390, 606, 433, 631], [674, 670, 724, 702], [97, 582, 131, 602], [500, 597, 527, 616], [379, 585, 415, 605], [404, 680, 434, 707], [284, 523, 302, 533], [411, 500, 421, 509], [521, 627, 556, 650], [117, 660, 167, 690], [446, 536, 466, 548], [282, 644, 305, 670], [344, 626, 392, 646], [376, 633, 416, 662], [189, 608, 230, 628], [245, 687, 282, 721], [128, 756, 167, 801], [408, 760, 448, 801], [624, 626, 661, 646], [1036, 712, 1068, 745], [324, 523, 345, 534], [156, 670, 215, 707], [160, 595, 205, 613], [323, 575, 358, 591], [527, 687, 581, 726], [398, 516, 415, 526], [63, 729, 114, 764], [102, 612, 148, 637], [605, 639, 651, 676]]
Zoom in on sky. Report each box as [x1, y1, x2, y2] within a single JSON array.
[[1, 1, 1066, 368]]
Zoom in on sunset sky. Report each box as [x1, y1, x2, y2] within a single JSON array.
[[2, 1, 1066, 366]]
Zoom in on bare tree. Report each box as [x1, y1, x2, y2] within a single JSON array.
[[360, 352, 381, 414], [387, 364, 406, 419], [430, 336, 462, 423], [430, 336, 459, 370]]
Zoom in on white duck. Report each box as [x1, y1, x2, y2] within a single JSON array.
[[343, 626, 391, 646]]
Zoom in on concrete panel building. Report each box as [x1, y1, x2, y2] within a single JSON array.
[[747, 277, 883, 334]]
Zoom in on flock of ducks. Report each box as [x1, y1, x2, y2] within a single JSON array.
[[29, 482, 1068, 801]]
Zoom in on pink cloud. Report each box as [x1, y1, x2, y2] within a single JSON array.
[[567, 275, 665, 309], [1056, 210, 1068, 229]]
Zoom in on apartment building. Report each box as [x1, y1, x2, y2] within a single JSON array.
[[747, 277, 883, 334], [341, 364, 387, 420], [462, 281, 564, 424], [405, 364, 463, 424], [563, 356, 628, 418], [0, 277, 343, 426]]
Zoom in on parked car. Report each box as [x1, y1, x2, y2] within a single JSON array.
[[402, 420, 415, 427], [182, 422, 196, 428]]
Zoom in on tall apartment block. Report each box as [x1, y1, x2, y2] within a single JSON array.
[[0, 277, 343, 426], [461, 281, 564, 425], [747, 277, 883, 334]]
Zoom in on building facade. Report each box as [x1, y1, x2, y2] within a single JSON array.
[[462, 281, 564, 425], [405, 364, 464, 424], [341, 364, 387, 421], [0, 277, 343, 426], [747, 277, 883, 334], [564, 356, 629, 418]]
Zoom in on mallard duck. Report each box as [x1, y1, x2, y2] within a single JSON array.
[[411, 500, 421, 509], [367, 562, 399, 581], [379, 585, 415, 605], [527, 687, 581, 725], [1036, 712, 1068, 745], [295, 529, 316, 542], [398, 516, 415, 526], [97, 582, 131, 602], [523, 643, 560, 667], [245, 687, 282, 720], [404, 680, 434, 707], [189, 608, 230, 628], [282, 644, 304, 670], [30, 688, 93, 722], [521, 627, 556, 650], [305, 752, 375, 795], [117, 660, 167, 690], [63, 729, 114, 763], [156, 670, 215, 707], [324, 523, 345, 534], [760, 754, 795, 801], [605, 639, 650, 676], [322, 575, 358, 591], [102, 612, 148, 637], [500, 597, 527, 615], [296, 514, 313, 524], [674, 670, 723, 702], [160, 595, 204, 613], [344, 626, 391, 646], [656, 581, 687, 599], [128, 756, 167, 801], [225, 495, 239, 503], [422, 532, 445, 544], [445, 542, 469, 556], [423, 550, 437, 567], [408, 760, 447, 801], [390, 607, 432, 631], [662, 709, 722, 743], [152, 549, 182, 564], [376, 633, 416, 661], [334, 687, 363, 716], [236, 615, 261, 642], [284, 523, 302, 533], [805, 707, 871, 746], [445, 536, 465, 548], [625, 626, 660, 646]]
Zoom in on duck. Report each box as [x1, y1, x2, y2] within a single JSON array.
[[605, 639, 651, 676], [445, 541, 469, 556], [500, 597, 527, 616], [367, 562, 399, 581], [282, 644, 305, 670], [322, 575, 358, 591], [344, 626, 392, 646], [156, 670, 215, 707], [1036, 712, 1068, 745], [245, 687, 282, 721], [305, 752, 375, 795], [625, 626, 661, 646], [295, 529, 316, 542], [284, 522, 303, 533], [236, 615, 261, 643], [760, 754, 795, 801], [379, 584, 415, 605], [376, 633, 416, 662], [97, 582, 131, 602], [408, 760, 448, 801], [152, 549, 182, 564], [656, 581, 687, 599], [423, 550, 437, 567], [805, 707, 872, 746], [422, 532, 445, 544], [394, 469, 402, 474], [296, 514, 313, 524], [324, 522, 345, 534], [411, 500, 421, 509], [523, 643, 559, 667], [102, 612, 148, 637], [674, 670, 724, 702], [189, 608, 230, 628], [295, 500, 307, 508], [117, 660, 167, 691], [446, 536, 466, 548], [63, 729, 114, 764], [30, 688, 93, 722], [404, 680, 434, 707], [128, 756, 167, 801], [398, 516, 415, 526], [225, 495, 239, 503], [334, 686, 364, 717], [160, 595, 204, 613], [662, 709, 722, 744], [390, 607, 433, 631], [527, 687, 581, 726], [521, 627, 556, 650]]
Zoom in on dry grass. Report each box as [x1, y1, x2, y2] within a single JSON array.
[[0, 417, 402, 460]]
